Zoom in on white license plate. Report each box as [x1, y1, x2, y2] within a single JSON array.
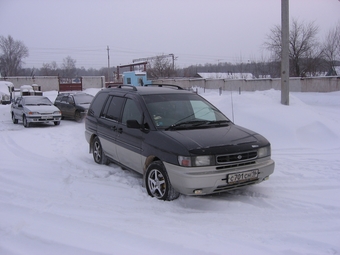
[[227, 169, 259, 184], [41, 116, 52, 119]]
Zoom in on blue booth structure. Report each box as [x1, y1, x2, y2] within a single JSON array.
[[123, 71, 151, 86]]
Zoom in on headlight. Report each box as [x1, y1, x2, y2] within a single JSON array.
[[194, 156, 213, 166], [258, 146, 271, 158], [178, 155, 213, 167], [53, 111, 61, 114], [28, 111, 39, 115]]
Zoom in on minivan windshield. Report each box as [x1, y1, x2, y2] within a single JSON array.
[[143, 93, 230, 129]]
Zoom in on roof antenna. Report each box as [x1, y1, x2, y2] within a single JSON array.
[[231, 90, 235, 122]]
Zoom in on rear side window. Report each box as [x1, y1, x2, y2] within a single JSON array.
[[102, 96, 125, 121], [88, 93, 108, 117]]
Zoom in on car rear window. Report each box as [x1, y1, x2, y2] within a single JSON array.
[[74, 94, 93, 104], [88, 93, 108, 117]]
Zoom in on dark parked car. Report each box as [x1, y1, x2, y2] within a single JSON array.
[[85, 85, 274, 201], [54, 92, 94, 121], [11, 96, 62, 127]]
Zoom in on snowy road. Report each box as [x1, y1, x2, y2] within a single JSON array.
[[1, 89, 339, 255]]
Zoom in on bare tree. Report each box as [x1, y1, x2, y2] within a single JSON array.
[[323, 21, 340, 74], [62, 56, 77, 78], [0, 35, 29, 76], [41, 61, 58, 76], [264, 19, 321, 77], [147, 56, 176, 78]]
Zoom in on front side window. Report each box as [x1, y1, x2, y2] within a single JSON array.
[[16, 98, 22, 105], [122, 99, 142, 125], [55, 95, 63, 102], [68, 97, 75, 104], [61, 96, 69, 103]]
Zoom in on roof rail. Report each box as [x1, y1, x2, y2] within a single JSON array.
[[144, 84, 184, 90], [115, 84, 137, 91]]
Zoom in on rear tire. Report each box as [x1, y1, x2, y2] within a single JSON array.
[[74, 110, 82, 122], [92, 136, 108, 165], [145, 161, 180, 201]]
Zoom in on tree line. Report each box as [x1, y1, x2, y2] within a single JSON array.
[[1, 19, 339, 80]]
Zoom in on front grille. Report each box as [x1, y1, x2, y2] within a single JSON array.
[[216, 151, 257, 164], [216, 161, 256, 170]]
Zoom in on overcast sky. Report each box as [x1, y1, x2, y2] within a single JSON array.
[[1, 0, 339, 69]]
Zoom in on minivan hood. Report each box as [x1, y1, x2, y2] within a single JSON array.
[[163, 124, 268, 155]]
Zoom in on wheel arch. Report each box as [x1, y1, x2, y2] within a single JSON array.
[[143, 155, 162, 175], [88, 134, 98, 153], [144, 158, 180, 200]]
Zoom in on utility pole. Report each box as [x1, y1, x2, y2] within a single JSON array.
[[170, 53, 175, 70], [281, 0, 289, 105], [107, 46, 110, 82]]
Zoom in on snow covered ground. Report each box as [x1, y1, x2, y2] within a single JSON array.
[[0, 88, 339, 255]]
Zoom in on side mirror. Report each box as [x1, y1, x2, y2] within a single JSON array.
[[126, 119, 141, 129]]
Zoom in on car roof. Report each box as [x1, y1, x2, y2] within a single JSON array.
[[103, 84, 193, 96], [57, 92, 92, 96], [21, 96, 48, 99]]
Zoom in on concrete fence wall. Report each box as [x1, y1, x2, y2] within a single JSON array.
[[0, 76, 105, 91], [82, 76, 105, 90], [1, 75, 339, 93], [1, 76, 59, 91], [152, 76, 340, 92]]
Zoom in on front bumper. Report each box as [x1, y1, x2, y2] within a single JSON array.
[[26, 115, 61, 123], [164, 158, 275, 196], [1, 100, 11, 105]]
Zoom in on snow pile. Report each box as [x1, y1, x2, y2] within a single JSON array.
[[0, 88, 339, 255]]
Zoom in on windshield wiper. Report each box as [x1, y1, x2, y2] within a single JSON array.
[[207, 120, 230, 125], [166, 119, 230, 130], [165, 120, 209, 130]]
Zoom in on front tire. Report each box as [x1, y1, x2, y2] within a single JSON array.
[[54, 121, 60, 126], [145, 161, 180, 201], [12, 113, 18, 124], [23, 115, 29, 127], [92, 136, 108, 165]]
